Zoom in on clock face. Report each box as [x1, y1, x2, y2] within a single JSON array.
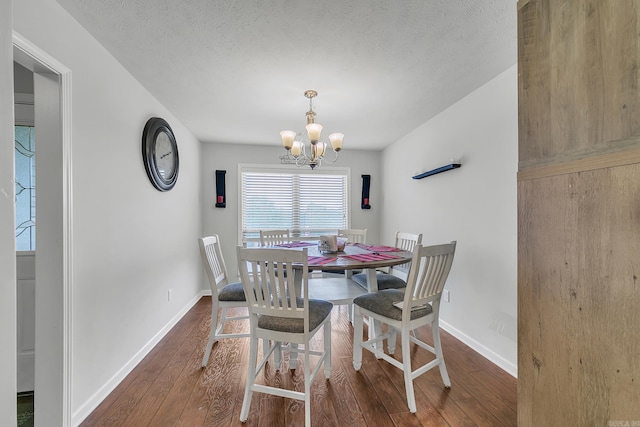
[[154, 131, 175, 179], [142, 118, 179, 191]]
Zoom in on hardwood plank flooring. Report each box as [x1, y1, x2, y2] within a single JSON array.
[[81, 298, 516, 426]]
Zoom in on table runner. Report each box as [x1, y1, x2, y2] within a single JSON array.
[[352, 243, 400, 252], [340, 253, 401, 262], [307, 256, 335, 266]]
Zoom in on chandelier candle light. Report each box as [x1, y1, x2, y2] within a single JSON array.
[[280, 90, 344, 169]]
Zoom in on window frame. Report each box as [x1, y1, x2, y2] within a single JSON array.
[[238, 163, 351, 246]]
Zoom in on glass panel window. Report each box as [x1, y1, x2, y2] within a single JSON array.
[[15, 125, 36, 251], [240, 165, 349, 246]]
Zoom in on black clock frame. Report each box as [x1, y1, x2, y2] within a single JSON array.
[[142, 117, 179, 191]]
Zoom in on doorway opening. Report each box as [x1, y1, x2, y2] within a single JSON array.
[[13, 32, 73, 427]]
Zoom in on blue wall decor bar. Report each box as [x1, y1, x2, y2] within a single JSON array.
[[412, 163, 461, 180], [215, 170, 226, 207], [361, 174, 371, 209]]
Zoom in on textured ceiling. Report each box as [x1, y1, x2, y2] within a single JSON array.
[[55, 0, 517, 150]]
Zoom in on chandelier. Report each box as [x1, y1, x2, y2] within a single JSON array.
[[280, 90, 344, 169]]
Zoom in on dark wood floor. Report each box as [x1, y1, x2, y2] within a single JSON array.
[[80, 296, 516, 426]]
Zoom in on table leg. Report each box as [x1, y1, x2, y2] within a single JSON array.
[[365, 268, 382, 352], [293, 269, 303, 298], [365, 268, 379, 292]]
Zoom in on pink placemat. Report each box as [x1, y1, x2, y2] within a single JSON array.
[[275, 242, 316, 248], [353, 243, 400, 252], [340, 253, 401, 262], [308, 256, 335, 266]]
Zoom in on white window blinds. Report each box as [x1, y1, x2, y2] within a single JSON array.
[[240, 167, 349, 245]]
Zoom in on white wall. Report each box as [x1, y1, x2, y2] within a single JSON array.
[[199, 143, 381, 279], [381, 66, 518, 375], [0, 1, 18, 425], [11, 0, 204, 424]]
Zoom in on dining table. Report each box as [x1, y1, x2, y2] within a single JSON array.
[[272, 240, 414, 296], [269, 241, 414, 365]]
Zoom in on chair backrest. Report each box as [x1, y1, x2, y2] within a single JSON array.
[[395, 231, 422, 251], [260, 229, 291, 246], [403, 241, 457, 313], [236, 246, 310, 328], [198, 235, 230, 295], [390, 231, 423, 280], [338, 229, 367, 244]]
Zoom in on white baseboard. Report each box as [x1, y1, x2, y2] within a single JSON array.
[[71, 291, 207, 426], [439, 320, 517, 378]]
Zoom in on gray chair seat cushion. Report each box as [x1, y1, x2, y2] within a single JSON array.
[[352, 272, 407, 290], [258, 299, 333, 333], [353, 289, 432, 321], [218, 282, 247, 301]]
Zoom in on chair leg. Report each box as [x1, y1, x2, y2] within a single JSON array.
[[218, 307, 228, 335], [274, 341, 282, 371], [289, 343, 299, 370], [324, 320, 332, 379], [348, 303, 353, 323], [432, 322, 451, 387], [410, 328, 419, 339], [240, 335, 259, 422], [401, 330, 417, 413], [304, 343, 312, 427], [388, 327, 396, 355], [201, 300, 220, 367], [372, 319, 383, 357], [352, 307, 363, 371]]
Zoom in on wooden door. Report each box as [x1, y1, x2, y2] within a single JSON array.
[[517, 0, 640, 425]]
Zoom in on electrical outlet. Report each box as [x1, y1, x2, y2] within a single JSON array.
[[168, 289, 173, 302], [443, 290, 450, 303]]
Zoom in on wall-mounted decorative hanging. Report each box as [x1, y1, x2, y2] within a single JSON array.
[[215, 170, 226, 208], [361, 174, 371, 209], [142, 117, 179, 191], [412, 163, 461, 180]]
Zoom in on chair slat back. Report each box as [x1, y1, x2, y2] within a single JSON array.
[[390, 231, 423, 280], [198, 235, 230, 294], [237, 247, 308, 322], [260, 229, 291, 246], [338, 229, 367, 244], [404, 242, 457, 309], [396, 232, 423, 252]]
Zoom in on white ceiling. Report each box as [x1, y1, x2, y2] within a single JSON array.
[[55, 0, 517, 150]]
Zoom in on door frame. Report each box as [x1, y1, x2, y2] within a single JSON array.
[[13, 31, 73, 426]]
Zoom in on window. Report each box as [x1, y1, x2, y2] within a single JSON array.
[[240, 165, 349, 246], [15, 125, 36, 251]]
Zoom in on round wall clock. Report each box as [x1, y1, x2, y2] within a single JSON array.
[[142, 117, 179, 191]]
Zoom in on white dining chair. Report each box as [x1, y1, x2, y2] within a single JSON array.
[[237, 246, 332, 427], [352, 241, 457, 413], [198, 235, 249, 368], [352, 231, 422, 290], [338, 228, 367, 245], [259, 229, 291, 246]]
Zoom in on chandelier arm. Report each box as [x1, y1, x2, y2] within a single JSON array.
[[325, 149, 339, 164], [295, 156, 308, 168]]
